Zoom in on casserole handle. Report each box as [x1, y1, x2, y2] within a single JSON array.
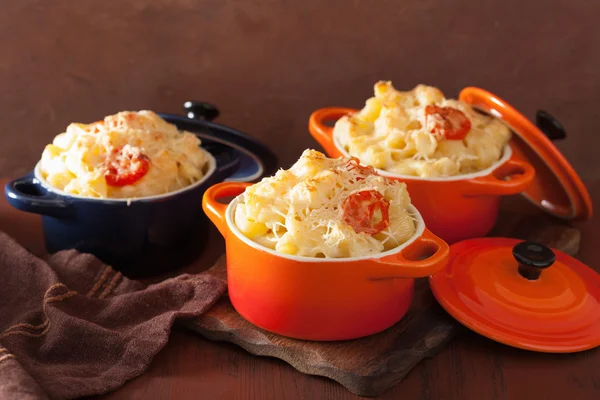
[[202, 181, 252, 237], [462, 156, 535, 197], [370, 229, 450, 279], [4, 173, 74, 218], [183, 100, 220, 122], [308, 107, 356, 154]]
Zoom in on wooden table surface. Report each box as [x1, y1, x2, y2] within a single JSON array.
[[1, 1, 599, 399], [1, 182, 599, 400]]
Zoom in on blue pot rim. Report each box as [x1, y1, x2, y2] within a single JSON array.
[[28, 150, 218, 204]]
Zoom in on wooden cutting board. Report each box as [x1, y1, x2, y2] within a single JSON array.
[[184, 212, 582, 397]]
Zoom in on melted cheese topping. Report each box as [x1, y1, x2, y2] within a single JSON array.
[[333, 81, 512, 177], [39, 110, 210, 198], [234, 149, 416, 258]]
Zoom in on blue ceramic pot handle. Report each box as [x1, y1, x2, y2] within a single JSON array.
[[4, 173, 74, 218], [536, 110, 567, 141]]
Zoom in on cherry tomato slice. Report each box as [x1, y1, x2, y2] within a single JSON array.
[[104, 147, 150, 187], [424, 105, 472, 140], [341, 190, 390, 235]]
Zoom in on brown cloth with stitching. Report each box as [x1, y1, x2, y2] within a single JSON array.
[[0, 231, 226, 400]]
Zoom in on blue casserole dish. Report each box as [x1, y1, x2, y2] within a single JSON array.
[[4, 101, 278, 277]]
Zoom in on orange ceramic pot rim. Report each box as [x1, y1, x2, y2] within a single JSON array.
[[203, 181, 450, 278], [459, 87, 592, 220], [308, 106, 536, 195], [338, 135, 517, 183], [228, 193, 424, 263]]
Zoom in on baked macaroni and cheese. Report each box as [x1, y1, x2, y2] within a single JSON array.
[[39, 110, 210, 198], [234, 149, 416, 258], [333, 81, 512, 177]]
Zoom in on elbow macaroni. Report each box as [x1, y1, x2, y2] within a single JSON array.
[[39, 111, 210, 198], [234, 149, 417, 258], [333, 81, 512, 177]]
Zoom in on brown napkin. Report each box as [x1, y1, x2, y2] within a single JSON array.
[[0, 231, 226, 400]]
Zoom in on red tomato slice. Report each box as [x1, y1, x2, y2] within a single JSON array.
[[424, 105, 472, 140], [104, 147, 150, 187], [341, 190, 390, 235]]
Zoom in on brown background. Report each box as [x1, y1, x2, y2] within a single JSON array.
[[1, 0, 599, 180], [1, 1, 599, 399]]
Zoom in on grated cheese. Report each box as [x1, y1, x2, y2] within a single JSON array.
[[334, 81, 512, 177], [39, 111, 210, 198], [234, 149, 417, 258]]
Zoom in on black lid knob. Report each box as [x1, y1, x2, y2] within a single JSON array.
[[512, 241, 556, 280], [183, 101, 220, 122], [536, 110, 567, 141]]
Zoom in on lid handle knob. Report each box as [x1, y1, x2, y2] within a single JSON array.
[[536, 110, 567, 141], [183, 101, 220, 122], [512, 241, 556, 280]]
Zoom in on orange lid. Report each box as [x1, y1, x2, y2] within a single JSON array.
[[459, 87, 592, 220], [429, 238, 600, 353]]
